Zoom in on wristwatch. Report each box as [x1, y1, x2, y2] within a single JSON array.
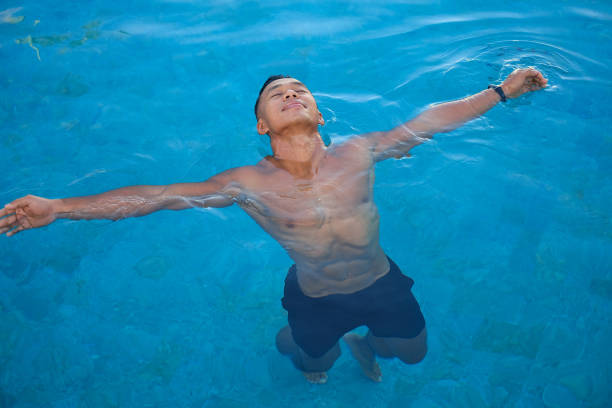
[[488, 85, 507, 102]]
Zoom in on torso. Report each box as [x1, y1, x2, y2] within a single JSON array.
[[228, 139, 390, 297]]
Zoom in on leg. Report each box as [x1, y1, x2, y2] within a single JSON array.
[[368, 326, 428, 364], [343, 327, 427, 382], [276, 325, 341, 384], [343, 332, 383, 382], [353, 257, 427, 367]]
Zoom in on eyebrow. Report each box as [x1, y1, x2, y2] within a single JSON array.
[[265, 80, 306, 95]]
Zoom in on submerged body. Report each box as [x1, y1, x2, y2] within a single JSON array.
[[0, 69, 548, 383]]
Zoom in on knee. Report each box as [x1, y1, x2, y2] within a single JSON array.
[[301, 343, 341, 372], [276, 326, 297, 355], [397, 342, 427, 365], [393, 327, 428, 365]]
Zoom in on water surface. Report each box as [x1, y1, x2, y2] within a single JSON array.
[[1, 0, 611, 407]]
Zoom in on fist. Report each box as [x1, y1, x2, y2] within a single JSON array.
[[501, 68, 548, 99]]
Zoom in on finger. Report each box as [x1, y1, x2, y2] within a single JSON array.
[[516, 67, 534, 77], [532, 83, 544, 91], [8, 196, 29, 208], [533, 71, 548, 86], [0, 206, 12, 218], [16, 214, 33, 229], [1, 199, 25, 215], [524, 75, 545, 90], [520, 67, 539, 79], [527, 80, 540, 90], [0, 225, 16, 235], [6, 225, 25, 237], [0, 214, 18, 230], [8, 195, 33, 211], [530, 71, 546, 84]]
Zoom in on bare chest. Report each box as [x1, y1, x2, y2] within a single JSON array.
[[239, 153, 374, 229]]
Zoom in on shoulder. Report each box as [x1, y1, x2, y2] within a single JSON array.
[[331, 135, 373, 154], [212, 164, 264, 184], [217, 160, 282, 188], [327, 136, 376, 165]]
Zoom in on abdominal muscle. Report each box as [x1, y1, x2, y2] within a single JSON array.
[[252, 200, 391, 297], [292, 244, 391, 298]]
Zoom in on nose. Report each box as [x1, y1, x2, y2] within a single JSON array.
[[284, 88, 298, 99]]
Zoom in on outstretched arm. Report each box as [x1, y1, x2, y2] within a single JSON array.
[[0, 167, 244, 237], [362, 68, 548, 161]]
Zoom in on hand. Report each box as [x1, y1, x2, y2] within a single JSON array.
[[0, 195, 57, 237], [500, 67, 548, 99]]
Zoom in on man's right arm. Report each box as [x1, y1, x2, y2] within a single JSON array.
[[0, 167, 244, 237]]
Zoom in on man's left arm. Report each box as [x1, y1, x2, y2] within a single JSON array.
[[362, 68, 548, 161]]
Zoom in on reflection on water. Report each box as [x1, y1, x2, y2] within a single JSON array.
[[0, 0, 611, 406]]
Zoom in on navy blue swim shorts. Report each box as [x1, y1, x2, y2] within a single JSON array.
[[281, 256, 426, 358]]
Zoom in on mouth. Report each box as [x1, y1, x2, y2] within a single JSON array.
[[282, 101, 305, 111]]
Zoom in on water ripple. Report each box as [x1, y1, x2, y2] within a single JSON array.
[[313, 91, 382, 103], [390, 33, 606, 93], [352, 11, 551, 42], [118, 14, 364, 45], [567, 7, 612, 21]]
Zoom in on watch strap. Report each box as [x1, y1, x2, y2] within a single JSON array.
[[488, 85, 507, 102]]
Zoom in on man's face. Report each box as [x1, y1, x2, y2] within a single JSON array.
[[256, 78, 324, 135]]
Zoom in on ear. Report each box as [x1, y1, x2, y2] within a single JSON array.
[[257, 118, 269, 135], [318, 111, 325, 126]]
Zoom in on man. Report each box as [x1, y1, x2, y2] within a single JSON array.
[[0, 68, 547, 383]]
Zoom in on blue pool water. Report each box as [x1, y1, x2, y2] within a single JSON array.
[[1, 0, 611, 406]]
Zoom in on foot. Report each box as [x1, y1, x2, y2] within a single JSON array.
[[343, 333, 382, 382], [303, 371, 328, 384]]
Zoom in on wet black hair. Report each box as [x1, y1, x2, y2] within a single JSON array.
[[254, 74, 293, 118]]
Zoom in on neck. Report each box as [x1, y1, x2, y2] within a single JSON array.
[[268, 131, 326, 178]]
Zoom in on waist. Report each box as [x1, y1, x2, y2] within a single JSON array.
[[289, 251, 391, 297]]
